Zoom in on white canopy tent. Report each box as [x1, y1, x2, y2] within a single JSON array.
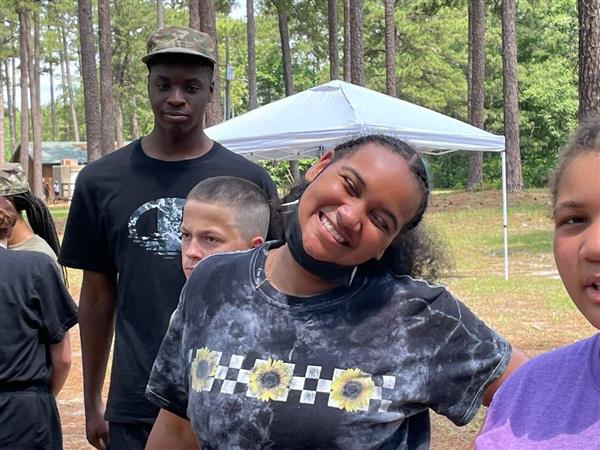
[[206, 80, 510, 279]]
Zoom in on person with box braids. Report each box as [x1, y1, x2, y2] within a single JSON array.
[[0, 163, 63, 274]]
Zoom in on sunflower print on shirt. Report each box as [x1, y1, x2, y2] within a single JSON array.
[[187, 348, 397, 414]]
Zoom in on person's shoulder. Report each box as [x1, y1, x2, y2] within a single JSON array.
[[380, 272, 449, 302], [189, 246, 258, 280], [212, 142, 270, 174], [5, 247, 57, 269], [513, 336, 595, 379], [78, 140, 138, 179]]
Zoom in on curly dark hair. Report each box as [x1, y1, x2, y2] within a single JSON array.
[[282, 135, 450, 282]]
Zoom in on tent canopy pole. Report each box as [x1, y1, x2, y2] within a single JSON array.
[[501, 150, 509, 280]]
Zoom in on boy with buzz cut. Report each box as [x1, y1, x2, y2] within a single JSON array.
[[180, 176, 270, 279]]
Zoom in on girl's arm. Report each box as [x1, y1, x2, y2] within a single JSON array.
[[482, 346, 528, 406], [49, 330, 72, 396], [146, 409, 199, 450]]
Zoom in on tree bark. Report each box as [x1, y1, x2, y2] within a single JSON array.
[[114, 97, 125, 149], [384, 0, 396, 96], [343, 0, 351, 82], [328, 0, 339, 80], [61, 24, 80, 141], [189, 0, 200, 30], [349, 0, 364, 86], [77, 0, 102, 161], [199, 0, 223, 125], [5, 59, 16, 154], [28, 12, 43, 198], [130, 96, 139, 139], [274, 1, 294, 96], [49, 60, 57, 141], [18, 9, 30, 175], [467, 0, 485, 190], [157, 0, 164, 29], [33, 13, 41, 113], [98, 0, 115, 154], [273, 0, 299, 181], [578, 0, 600, 119], [58, 50, 70, 137], [502, 0, 523, 192], [0, 70, 4, 165], [247, 0, 258, 110]]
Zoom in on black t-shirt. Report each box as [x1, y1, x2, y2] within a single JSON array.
[[147, 242, 511, 449], [0, 247, 78, 386], [59, 139, 278, 423]]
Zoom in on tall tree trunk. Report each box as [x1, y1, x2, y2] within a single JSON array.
[[28, 12, 43, 198], [61, 24, 80, 141], [98, 0, 115, 154], [5, 59, 16, 154], [328, 0, 339, 80], [502, 0, 523, 192], [34, 13, 41, 112], [58, 50, 70, 137], [246, 0, 258, 110], [189, 0, 200, 30], [49, 60, 57, 141], [198, 0, 223, 125], [349, 0, 364, 86], [274, 2, 294, 96], [78, 0, 102, 161], [384, 0, 396, 96], [18, 9, 30, 175], [114, 97, 125, 148], [157, 0, 164, 29], [130, 96, 139, 139], [343, 0, 351, 82], [467, 0, 485, 190], [273, 1, 299, 182], [0, 70, 4, 165], [578, 0, 600, 119]]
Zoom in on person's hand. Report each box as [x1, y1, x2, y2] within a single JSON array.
[[85, 405, 109, 450]]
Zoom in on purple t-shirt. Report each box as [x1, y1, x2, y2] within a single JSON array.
[[475, 333, 600, 449]]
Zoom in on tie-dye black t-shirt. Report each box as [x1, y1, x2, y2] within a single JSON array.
[[147, 242, 510, 449]]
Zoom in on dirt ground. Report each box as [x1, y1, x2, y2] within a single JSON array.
[[54, 191, 594, 449]]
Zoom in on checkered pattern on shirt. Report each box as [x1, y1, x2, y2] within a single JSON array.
[[189, 351, 397, 413]]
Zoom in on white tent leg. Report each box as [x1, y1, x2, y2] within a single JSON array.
[[501, 150, 509, 280]]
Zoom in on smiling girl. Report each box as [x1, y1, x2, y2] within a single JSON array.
[[475, 119, 600, 449], [146, 135, 526, 449]]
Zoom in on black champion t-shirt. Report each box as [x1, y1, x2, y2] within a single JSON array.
[[147, 242, 511, 449], [59, 139, 278, 423], [0, 247, 78, 386]]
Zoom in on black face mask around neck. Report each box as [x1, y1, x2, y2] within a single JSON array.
[[282, 200, 357, 287]]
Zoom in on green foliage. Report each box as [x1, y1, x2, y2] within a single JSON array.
[[1, 0, 580, 192]]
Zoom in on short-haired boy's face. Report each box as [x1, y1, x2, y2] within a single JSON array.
[[180, 200, 261, 278]]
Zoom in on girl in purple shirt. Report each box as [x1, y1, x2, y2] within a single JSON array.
[[476, 119, 600, 449]]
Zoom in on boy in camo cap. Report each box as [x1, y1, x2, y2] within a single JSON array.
[[59, 26, 278, 450]]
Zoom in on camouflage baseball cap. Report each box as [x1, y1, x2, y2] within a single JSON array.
[[0, 163, 29, 196], [142, 26, 216, 65]]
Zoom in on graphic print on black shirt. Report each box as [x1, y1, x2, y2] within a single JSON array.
[[128, 197, 185, 257], [147, 242, 511, 449]]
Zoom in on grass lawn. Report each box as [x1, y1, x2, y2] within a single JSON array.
[[52, 190, 596, 449]]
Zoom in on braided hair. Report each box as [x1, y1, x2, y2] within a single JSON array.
[[10, 191, 61, 257], [8, 192, 68, 284]]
